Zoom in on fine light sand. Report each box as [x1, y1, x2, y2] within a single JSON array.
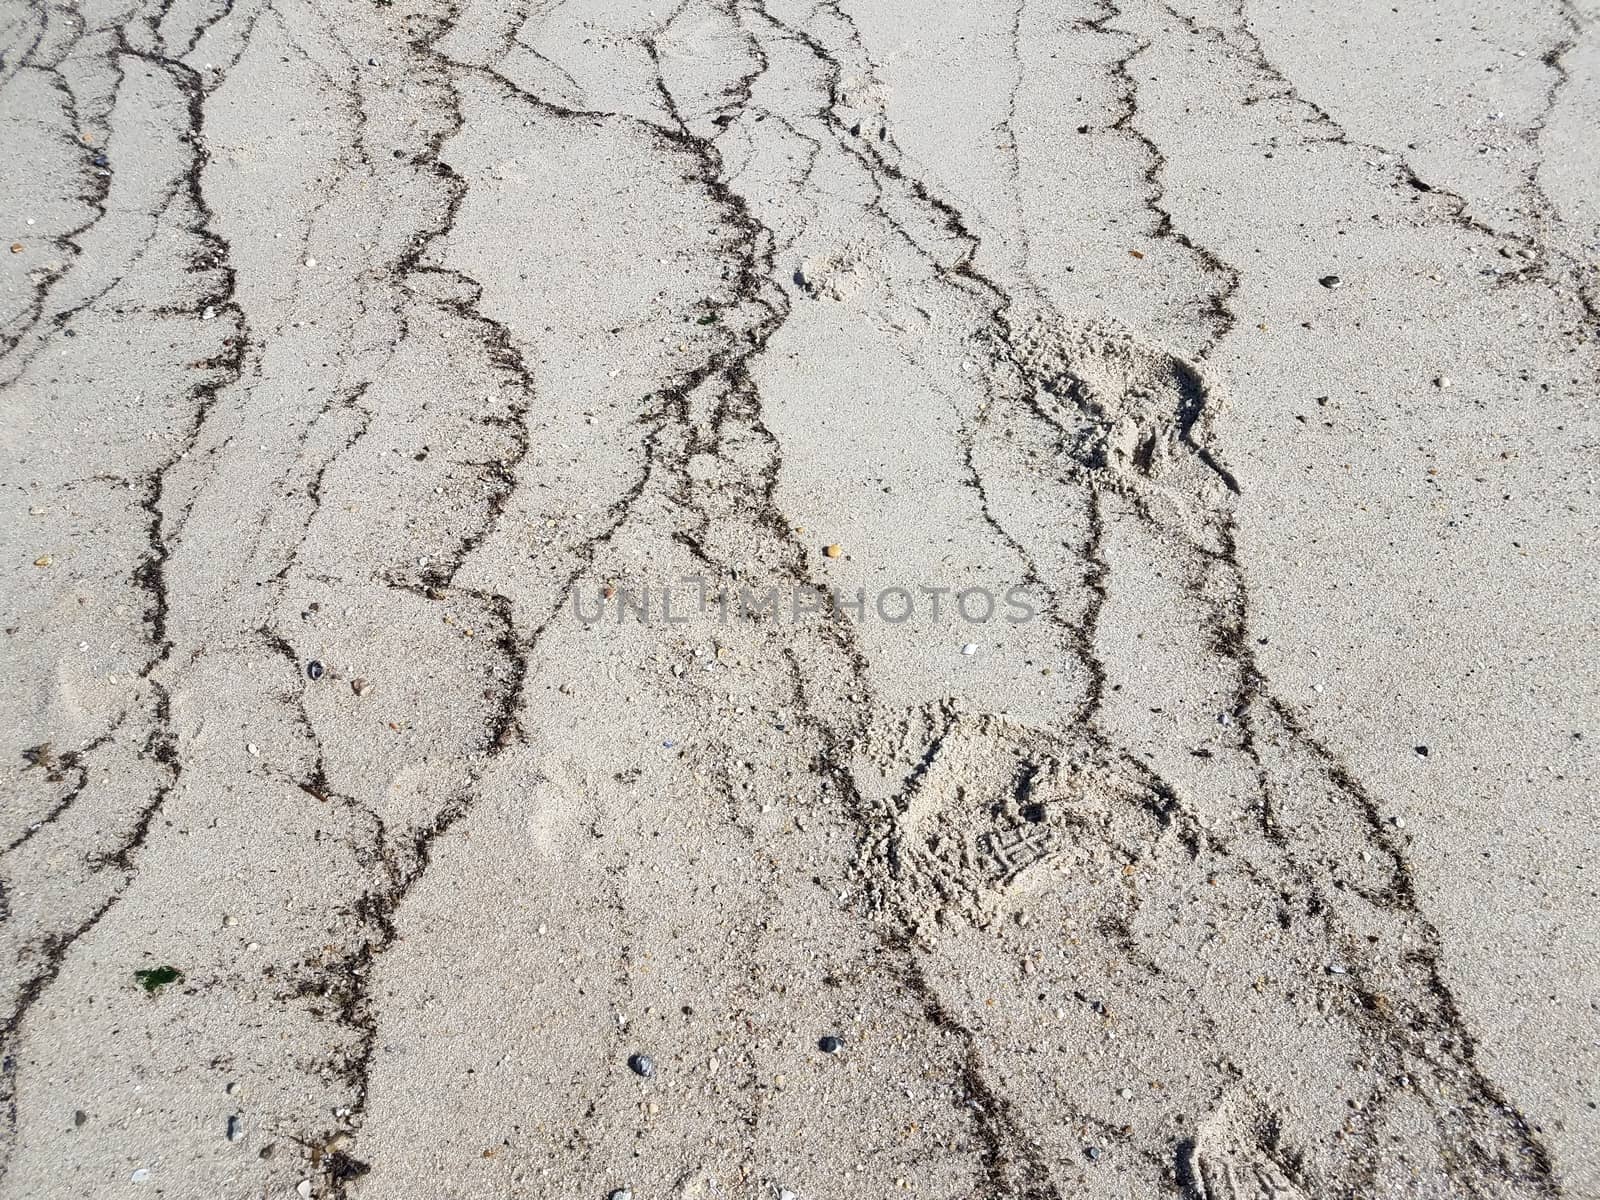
[[2, 0, 1597, 1197]]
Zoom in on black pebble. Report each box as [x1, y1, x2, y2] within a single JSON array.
[[1319, 274, 1342, 289], [1085, 1146, 1103, 1162], [306, 660, 324, 680], [1414, 745, 1429, 757], [92, 152, 108, 168], [818, 1035, 842, 1053], [627, 1053, 654, 1078]]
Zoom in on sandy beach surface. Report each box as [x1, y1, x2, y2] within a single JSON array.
[[2, 0, 1597, 1196]]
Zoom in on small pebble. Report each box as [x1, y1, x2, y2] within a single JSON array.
[[1119, 1087, 1133, 1099], [817, 1035, 842, 1053], [627, 1053, 655, 1078], [350, 677, 368, 696], [1318, 275, 1343, 290], [1085, 1147, 1103, 1162], [961, 643, 978, 655], [73, 1110, 88, 1127], [306, 659, 324, 681], [227, 1114, 244, 1142], [1434, 375, 1451, 390], [609, 1190, 633, 1200], [1414, 745, 1429, 758], [822, 544, 841, 558]]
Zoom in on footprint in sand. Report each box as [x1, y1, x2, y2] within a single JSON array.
[[1183, 1099, 1311, 1200], [1010, 313, 1239, 507], [859, 702, 1166, 934]]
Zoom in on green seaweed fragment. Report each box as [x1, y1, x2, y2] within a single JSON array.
[[133, 965, 183, 994]]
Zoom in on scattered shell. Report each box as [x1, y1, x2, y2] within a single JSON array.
[[33, 555, 52, 567], [306, 660, 324, 681], [822, 544, 842, 558], [131, 1168, 151, 1183], [350, 677, 368, 696], [961, 643, 978, 655], [9, 243, 22, 254]]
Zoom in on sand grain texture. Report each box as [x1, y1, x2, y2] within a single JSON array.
[[1, 0, 1596, 1197]]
